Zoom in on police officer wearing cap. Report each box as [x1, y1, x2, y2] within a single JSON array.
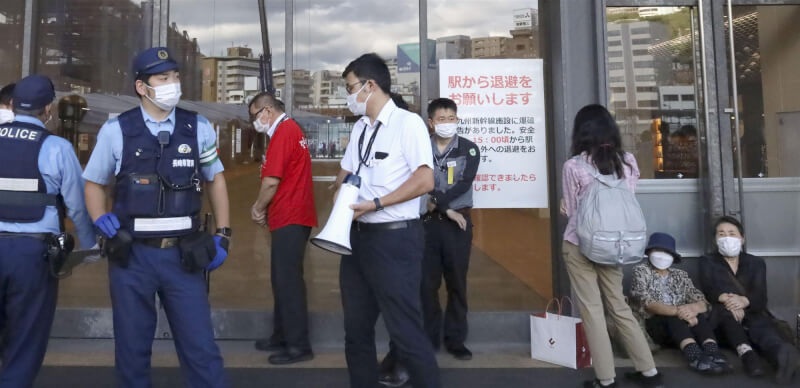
[[83, 47, 230, 387], [0, 74, 95, 386]]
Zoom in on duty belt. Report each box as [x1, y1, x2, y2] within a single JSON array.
[[353, 219, 420, 232], [423, 208, 471, 222], [135, 237, 179, 249]]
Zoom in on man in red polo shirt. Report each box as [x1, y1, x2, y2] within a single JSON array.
[[249, 93, 317, 365]]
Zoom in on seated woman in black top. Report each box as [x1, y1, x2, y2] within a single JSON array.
[[698, 216, 799, 385], [630, 232, 730, 374]]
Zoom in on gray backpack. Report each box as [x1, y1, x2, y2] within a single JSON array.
[[575, 156, 646, 265]]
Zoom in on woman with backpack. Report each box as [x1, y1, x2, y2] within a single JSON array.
[[560, 104, 661, 388]]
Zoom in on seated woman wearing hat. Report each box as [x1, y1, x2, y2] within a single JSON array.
[[630, 232, 731, 374]]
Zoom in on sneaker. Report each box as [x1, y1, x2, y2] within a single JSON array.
[[775, 343, 799, 385], [705, 350, 734, 373], [623, 371, 664, 388], [582, 379, 616, 388], [687, 353, 724, 374], [741, 350, 765, 377], [378, 366, 410, 388]]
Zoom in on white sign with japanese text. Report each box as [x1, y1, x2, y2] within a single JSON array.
[[440, 59, 548, 208]]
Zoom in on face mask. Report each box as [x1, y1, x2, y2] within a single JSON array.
[[346, 82, 370, 116], [0, 109, 14, 124], [145, 82, 182, 111], [648, 251, 674, 270], [435, 123, 458, 138], [717, 236, 742, 257], [253, 110, 270, 134]]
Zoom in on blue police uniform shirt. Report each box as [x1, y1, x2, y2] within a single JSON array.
[[0, 115, 96, 248], [83, 105, 224, 186]]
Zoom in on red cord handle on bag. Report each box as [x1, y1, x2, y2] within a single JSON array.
[[544, 298, 563, 319]]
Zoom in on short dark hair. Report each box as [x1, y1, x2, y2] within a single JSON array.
[[0, 83, 14, 106], [14, 107, 47, 117], [248, 92, 285, 113], [427, 98, 457, 118], [714, 215, 744, 236], [342, 53, 391, 94], [390, 92, 409, 110]]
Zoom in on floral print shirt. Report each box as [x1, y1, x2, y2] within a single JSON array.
[[630, 262, 709, 319]]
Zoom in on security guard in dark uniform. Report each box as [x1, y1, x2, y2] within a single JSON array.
[[0, 74, 96, 387], [83, 47, 231, 387], [421, 97, 480, 359]]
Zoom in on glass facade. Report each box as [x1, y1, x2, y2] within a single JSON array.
[[0, 1, 796, 330]]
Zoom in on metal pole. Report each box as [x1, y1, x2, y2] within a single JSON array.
[[419, 0, 428, 116], [160, 0, 170, 46], [689, 8, 704, 181], [21, 0, 36, 77], [258, 0, 270, 92], [726, 0, 746, 226], [284, 0, 294, 116], [698, 0, 712, 179]]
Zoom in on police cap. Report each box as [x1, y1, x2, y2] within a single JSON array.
[[13, 74, 55, 111], [132, 47, 179, 78]]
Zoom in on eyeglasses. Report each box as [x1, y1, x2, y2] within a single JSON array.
[[345, 80, 366, 94], [249, 106, 267, 121]]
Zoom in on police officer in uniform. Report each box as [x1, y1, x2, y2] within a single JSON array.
[[0, 74, 95, 386], [336, 53, 441, 388], [83, 47, 231, 387]]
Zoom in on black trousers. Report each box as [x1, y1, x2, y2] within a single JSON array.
[[645, 313, 716, 348], [269, 224, 311, 350], [341, 220, 440, 388], [421, 214, 472, 348], [709, 305, 788, 367]]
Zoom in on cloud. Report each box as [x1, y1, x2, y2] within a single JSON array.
[[169, 0, 539, 71]]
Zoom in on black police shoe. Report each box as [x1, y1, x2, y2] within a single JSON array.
[[582, 379, 616, 388], [268, 346, 314, 365], [775, 343, 799, 385], [741, 350, 765, 377], [623, 371, 664, 388], [378, 366, 410, 388], [445, 344, 473, 360], [254, 338, 285, 352]]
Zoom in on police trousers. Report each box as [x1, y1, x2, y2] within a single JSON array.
[[0, 236, 56, 388], [340, 220, 441, 388], [109, 242, 227, 388]]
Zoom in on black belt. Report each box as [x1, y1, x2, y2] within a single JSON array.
[[135, 237, 179, 249], [353, 219, 420, 232], [423, 208, 471, 222], [0, 232, 50, 240]]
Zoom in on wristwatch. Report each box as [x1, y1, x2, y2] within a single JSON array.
[[373, 198, 384, 212], [216, 227, 233, 238]]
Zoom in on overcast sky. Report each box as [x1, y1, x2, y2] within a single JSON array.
[[168, 0, 539, 71]]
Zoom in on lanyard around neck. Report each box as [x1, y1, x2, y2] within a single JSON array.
[[356, 121, 381, 175]]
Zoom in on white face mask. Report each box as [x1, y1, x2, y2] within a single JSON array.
[[145, 82, 182, 111], [648, 251, 674, 270], [717, 236, 743, 257], [0, 109, 14, 124], [435, 123, 458, 138], [346, 82, 370, 116], [252, 110, 270, 134]]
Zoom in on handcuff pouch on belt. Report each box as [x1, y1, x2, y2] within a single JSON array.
[[46, 232, 74, 278], [103, 229, 133, 268], [178, 230, 215, 273]]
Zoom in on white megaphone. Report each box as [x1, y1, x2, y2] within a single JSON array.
[[310, 174, 361, 255]]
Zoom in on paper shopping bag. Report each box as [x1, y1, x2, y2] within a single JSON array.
[[530, 303, 591, 369]]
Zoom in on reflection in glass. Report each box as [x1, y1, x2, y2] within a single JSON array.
[[727, 6, 800, 178], [606, 7, 700, 179], [0, 0, 25, 85]]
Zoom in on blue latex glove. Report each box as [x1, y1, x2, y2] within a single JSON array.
[[94, 213, 121, 238], [207, 235, 229, 271]]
